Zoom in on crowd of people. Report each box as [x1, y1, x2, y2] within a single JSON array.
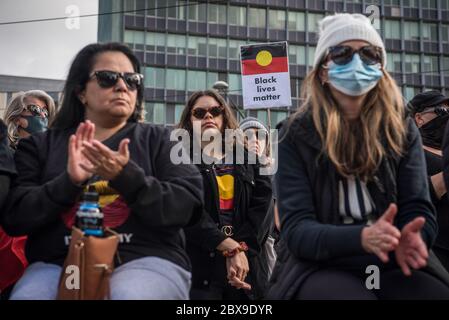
[[1, 13, 449, 300]]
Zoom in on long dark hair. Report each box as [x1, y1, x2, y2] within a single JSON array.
[[52, 42, 144, 129]]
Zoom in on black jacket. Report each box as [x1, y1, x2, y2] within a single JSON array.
[[184, 150, 272, 298], [0, 120, 15, 210], [267, 111, 438, 298], [444, 122, 449, 203], [1, 123, 204, 271]]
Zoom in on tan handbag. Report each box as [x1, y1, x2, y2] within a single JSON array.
[[57, 226, 120, 300]]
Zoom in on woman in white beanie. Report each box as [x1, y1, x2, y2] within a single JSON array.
[[268, 13, 449, 299]]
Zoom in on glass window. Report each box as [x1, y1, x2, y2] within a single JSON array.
[[422, 23, 438, 41], [187, 36, 207, 56], [167, 0, 186, 19], [175, 104, 185, 124], [249, 7, 266, 28], [404, 87, 419, 101], [166, 69, 186, 90], [228, 73, 242, 91], [208, 4, 226, 24], [167, 34, 186, 54], [229, 6, 246, 26], [146, 32, 165, 51], [442, 57, 449, 70], [423, 55, 439, 73], [147, 0, 166, 17], [269, 9, 286, 30], [187, 70, 207, 91], [135, 0, 145, 16], [125, 0, 135, 15], [384, 0, 400, 5], [229, 40, 247, 60], [404, 54, 420, 73], [442, 25, 449, 43], [146, 102, 165, 124], [404, 21, 419, 41], [207, 72, 219, 89], [403, 0, 419, 7], [124, 30, 134, 44], [144, 67, 165, 89], [208, 38, 218, 58], [386, 53, 402, 73], [289, 45, 306, 65], [307, 13, 324, 33], [188, 3, 206, 22], [218, 39, 227, 59], [208, 38, 227, 58], [307, 46, 316, 67], [443, 0, 449, 9], [384, 20, 401, 39], [287, 11, 305, 31], [422, 0, 437, 8]]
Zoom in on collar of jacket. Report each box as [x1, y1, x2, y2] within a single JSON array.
[[280, 109, 401, 222]]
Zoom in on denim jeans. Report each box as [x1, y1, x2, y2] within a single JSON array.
[[10, 256, 191, 300]]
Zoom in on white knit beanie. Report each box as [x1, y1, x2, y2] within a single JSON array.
[[313, 13, 387, 69]]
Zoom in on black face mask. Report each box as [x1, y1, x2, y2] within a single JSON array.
[[419, 113, 449, 149]]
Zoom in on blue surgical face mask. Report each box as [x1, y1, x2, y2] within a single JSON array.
[[326, 53, 383, 97], [20, 115, 48, 134]]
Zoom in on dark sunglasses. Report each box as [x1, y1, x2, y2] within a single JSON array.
[[192, 106, 223, 119], [90, 70, 143, 90], [421, 106, 449, 117], [327, 45, 382, 66], [26, 104, 48, 117]]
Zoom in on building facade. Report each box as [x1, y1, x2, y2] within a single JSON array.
[[98, 0, 449, 127]]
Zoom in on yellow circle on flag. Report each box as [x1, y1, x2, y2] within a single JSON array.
[[256, 50, 273, 67]]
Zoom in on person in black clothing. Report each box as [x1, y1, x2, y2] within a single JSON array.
[[0, 43, 203, 300], [267, 13, 449, 300], [0, 119, 18, 300], [239, 117, 278, 289], [177, 90, 272, 299], [409, 91, 449, 272], [444, 123, 449, 203]]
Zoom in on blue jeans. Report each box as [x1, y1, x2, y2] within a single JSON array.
[[10, 256, 191, 300]]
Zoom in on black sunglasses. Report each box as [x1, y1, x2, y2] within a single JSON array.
[[26, 104, 48, 117], [192, 106, 223, 119], [90, 70, 143, 90], [327, 45, 382, 66], [421, 106, 449, 117]]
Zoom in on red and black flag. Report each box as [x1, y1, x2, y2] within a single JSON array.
[[241, 42, 289, 75], [240, 41, 292, 109]]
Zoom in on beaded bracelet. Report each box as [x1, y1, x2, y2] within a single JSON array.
[[222, 242, 249, 258]]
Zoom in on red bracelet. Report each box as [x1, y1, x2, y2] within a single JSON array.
[[222, 242, 249, 258]]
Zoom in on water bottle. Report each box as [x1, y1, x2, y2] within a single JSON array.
[[75, 185, 104, 237]]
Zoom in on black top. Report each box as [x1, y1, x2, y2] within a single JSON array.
[[184, 151, 272, 297], [0, 120, 15, 210], [276, 111, 437, 262], [424, 150, 449, 249], [1, 122, 204, 271]]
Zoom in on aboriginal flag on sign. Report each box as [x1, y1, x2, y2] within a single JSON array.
[[241, 42, 289, 75]]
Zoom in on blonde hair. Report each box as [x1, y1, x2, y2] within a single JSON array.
[[294, 69, 406, 181], [4, 90, 56, 148]]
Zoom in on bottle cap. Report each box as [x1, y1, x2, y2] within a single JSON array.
[[81, 185, 99, 202]]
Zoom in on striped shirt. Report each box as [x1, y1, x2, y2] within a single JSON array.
[[338, 176, 376, 224]]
